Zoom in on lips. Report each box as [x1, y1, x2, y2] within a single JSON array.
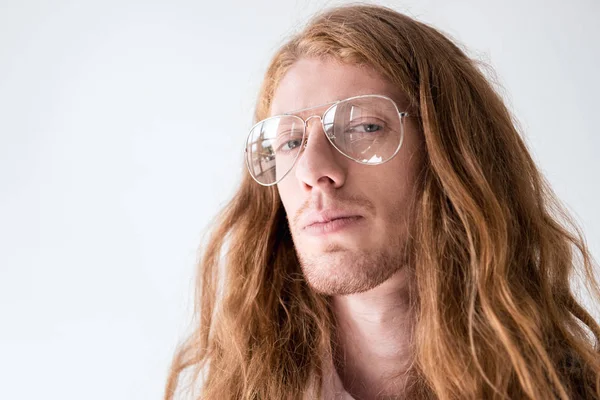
[[300, 210, 360, 229], [300, 210, 364, 230]]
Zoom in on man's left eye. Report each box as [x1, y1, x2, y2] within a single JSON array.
[[349, 123, 383, 133]]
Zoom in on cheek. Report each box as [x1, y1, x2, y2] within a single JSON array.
[[277, 180, 301, 218], [368, 156, 421, 214]]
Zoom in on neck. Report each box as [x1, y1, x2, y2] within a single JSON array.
[[331, 267, 415, 399]]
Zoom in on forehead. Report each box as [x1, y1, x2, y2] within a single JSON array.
[[269, 57, 409, 117]]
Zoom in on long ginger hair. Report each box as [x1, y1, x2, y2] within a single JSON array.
[[165, 4, 600, 399]]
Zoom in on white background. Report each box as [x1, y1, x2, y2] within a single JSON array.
[[1, 0, 598, 399]]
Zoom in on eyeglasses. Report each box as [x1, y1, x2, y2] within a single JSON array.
[[244, 94, 410, 186]]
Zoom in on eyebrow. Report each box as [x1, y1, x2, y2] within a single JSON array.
[[274, 92, 409, 118], [281, 98, 340, 116]]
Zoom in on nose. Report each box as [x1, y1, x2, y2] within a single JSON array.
[[293, 116, 346, 191]]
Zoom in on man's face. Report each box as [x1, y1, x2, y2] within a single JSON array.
[[271, 57, 424, 296]]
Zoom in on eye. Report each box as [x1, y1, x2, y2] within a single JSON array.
[[276, 138, 303, 153], [348, 123, 383, 133], [365, 124, 382, 133]]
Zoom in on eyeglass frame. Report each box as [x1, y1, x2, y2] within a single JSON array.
[[244, 93, 411, 187]]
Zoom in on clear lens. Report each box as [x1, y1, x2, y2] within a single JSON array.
[[245, 95, 405, 186], [245, 115, 305, 185], [325, 96, 403, 164]]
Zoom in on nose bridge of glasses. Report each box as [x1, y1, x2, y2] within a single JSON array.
[[301, 115, 327, 148], [304, 114, 323, 128]]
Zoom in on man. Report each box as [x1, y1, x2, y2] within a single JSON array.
[[166, 4, 600, 399], [268, 58, 420, 399]]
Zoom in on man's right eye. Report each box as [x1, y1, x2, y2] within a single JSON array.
[[277, 139, 303, 153]]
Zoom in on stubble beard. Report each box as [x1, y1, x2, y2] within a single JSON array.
[[295, 234, 408, 296]]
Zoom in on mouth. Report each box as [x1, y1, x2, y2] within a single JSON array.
[[302, 215, 364, 236]]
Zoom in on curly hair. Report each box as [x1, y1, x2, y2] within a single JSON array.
[[165, 4, 600, 399]]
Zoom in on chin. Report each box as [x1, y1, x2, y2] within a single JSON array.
[[298, 250, 402, 296]]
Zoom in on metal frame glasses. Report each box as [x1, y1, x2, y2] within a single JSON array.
[[244, 94, 410, 186]]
